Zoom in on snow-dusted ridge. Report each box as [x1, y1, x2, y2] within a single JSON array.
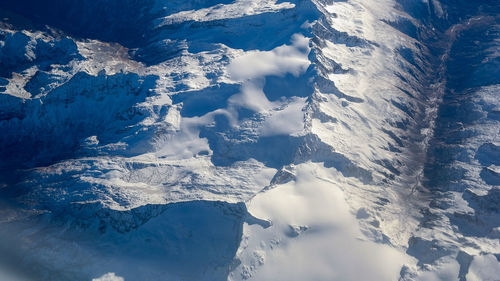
[[0, 0, 499, 280]]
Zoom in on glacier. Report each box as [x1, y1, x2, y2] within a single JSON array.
[[0, 0, 499, 280]]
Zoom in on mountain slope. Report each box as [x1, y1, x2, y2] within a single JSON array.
[[0, 0, 498, 280]]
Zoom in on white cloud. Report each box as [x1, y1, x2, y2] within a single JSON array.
[[466, 255, 500, 281], [92, 272, 125, 281], [227, 34, 310, 82], [260, 98, 306, 137]]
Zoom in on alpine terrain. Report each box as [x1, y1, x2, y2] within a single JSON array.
[[0, 0, 499, 280]]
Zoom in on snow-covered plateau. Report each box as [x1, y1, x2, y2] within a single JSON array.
[[0, 0, 498, 280]]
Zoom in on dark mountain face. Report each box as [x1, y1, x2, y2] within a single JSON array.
[[0, 0, 235, 46]]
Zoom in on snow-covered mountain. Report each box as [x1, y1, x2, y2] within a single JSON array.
[[0, 0, 498, 280]]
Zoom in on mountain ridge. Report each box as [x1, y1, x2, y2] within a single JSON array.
[[0, 0, 498, 280]]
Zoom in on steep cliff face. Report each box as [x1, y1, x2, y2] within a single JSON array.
[[0, 0, 498, 280]]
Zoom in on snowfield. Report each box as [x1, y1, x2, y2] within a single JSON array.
[[0, 0, 499, 280]]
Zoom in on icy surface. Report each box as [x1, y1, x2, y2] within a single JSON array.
[[0, 0, 499, 280]]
